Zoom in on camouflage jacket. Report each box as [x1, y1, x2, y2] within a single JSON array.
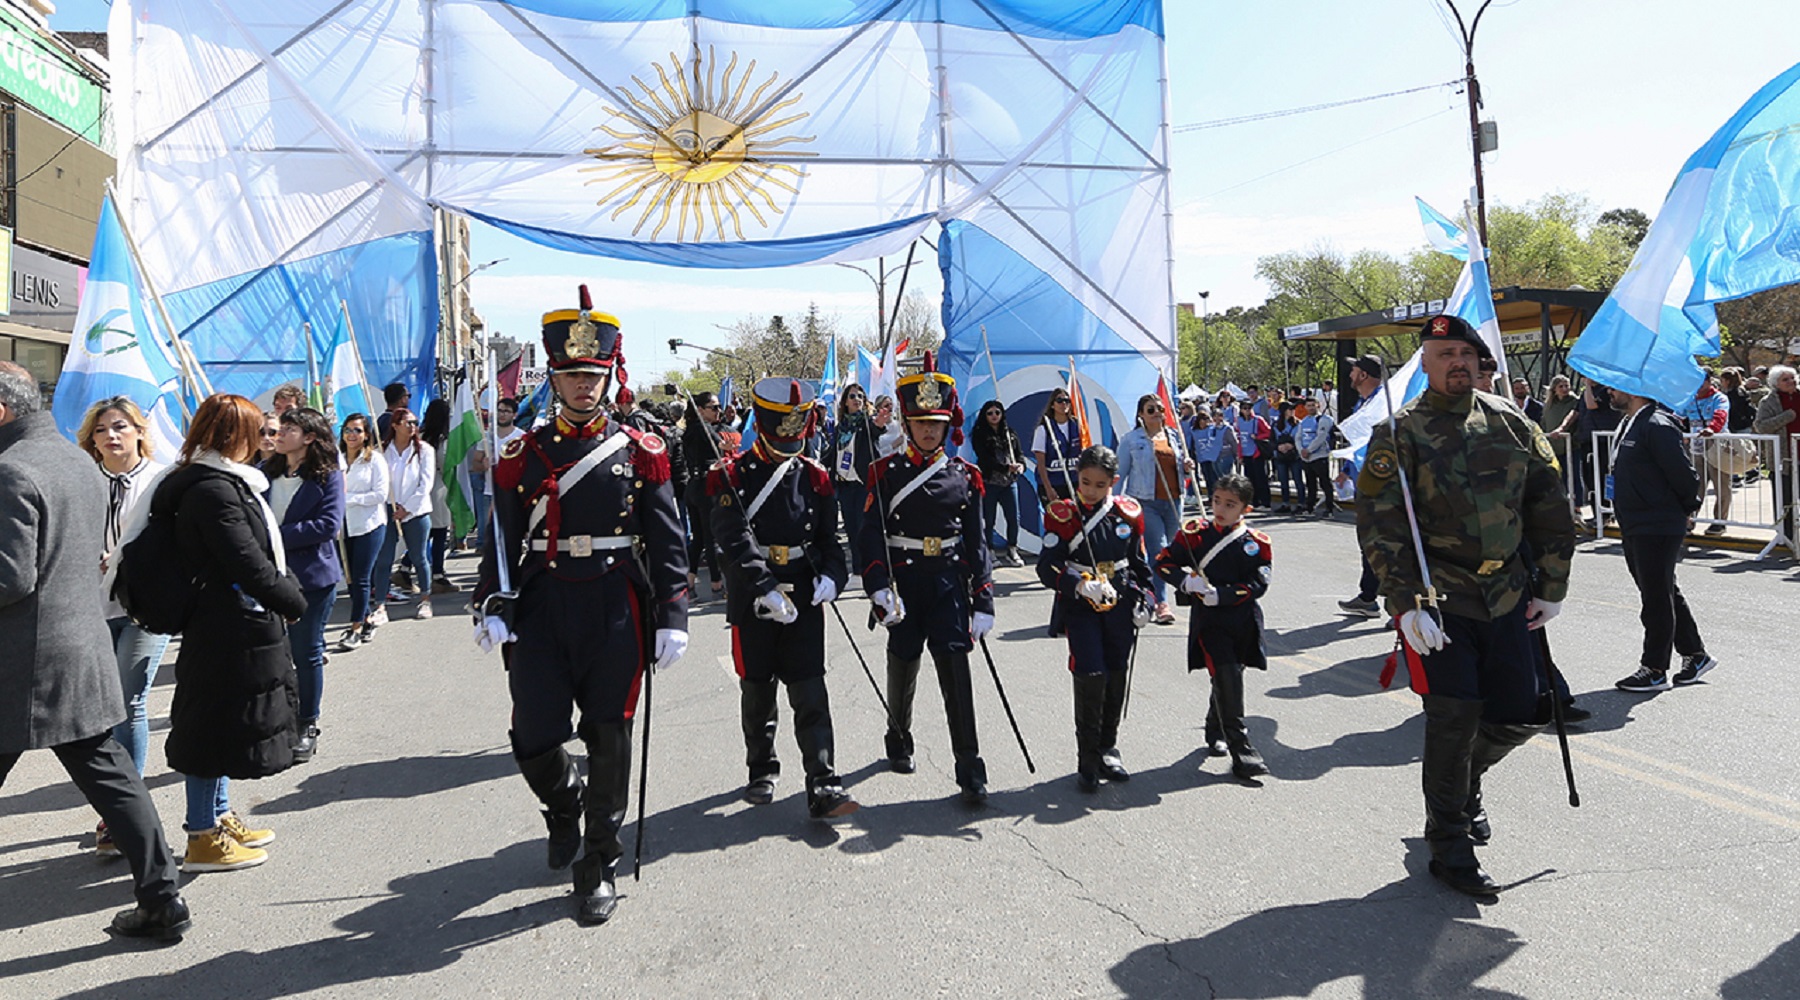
[[1356, 388, 1574, 621]]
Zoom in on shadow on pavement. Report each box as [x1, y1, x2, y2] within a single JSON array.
[[1255, 715, 1423, 782], [1108, 841, 1528, 999], [4, 841, 562, 1000], [0, 850, 141, 935], [1720, 933, 1800, 999], [254, 749, 518, 815], [0, 768, 183, 820]]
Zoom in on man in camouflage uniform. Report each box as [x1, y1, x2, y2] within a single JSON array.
[[1357, 314, 1575, 896]]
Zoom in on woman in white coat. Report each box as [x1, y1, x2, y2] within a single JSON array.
[[376, 407, 436, 619], [336, 412, 391, 648]]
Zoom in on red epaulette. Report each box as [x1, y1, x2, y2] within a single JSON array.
[[867, 454, 893, 482], [1175, 516, 1212, 547], [493, 434, 530, 492], [623, 427, 671, 485], [1113, 495, 1145, 531], [1044, 498, 1080, 540], [1249, 527, 1273, 558], [959, 458, 985, 496], [800, 455, 834, 496]]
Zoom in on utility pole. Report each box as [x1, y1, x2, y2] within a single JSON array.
[[1198, 291, 1210, 389], [1444, 0, 1495, 246]]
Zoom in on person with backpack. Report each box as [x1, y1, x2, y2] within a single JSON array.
[[263, 407, 346, 764], [117, 393, 308, 874], [0, 363, 192, 940], [78, 397, 170, 859]]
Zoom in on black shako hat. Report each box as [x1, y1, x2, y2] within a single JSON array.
[[896, 350, 965, 445], [750, 377, 819, 456], [542, 285, 623, 376]]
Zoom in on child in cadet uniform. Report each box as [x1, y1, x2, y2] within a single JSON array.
[[1154, 473, 1274, 781], [1037, 446, 1156, 791]]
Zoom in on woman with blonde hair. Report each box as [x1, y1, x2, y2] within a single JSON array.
[[119, 393, 307, 871], [78, 397, 168, 857]]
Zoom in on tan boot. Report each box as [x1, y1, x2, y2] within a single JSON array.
[[183, 826, 268, 872]]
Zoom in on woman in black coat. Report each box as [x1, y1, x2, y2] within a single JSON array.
[[145, 394, 307, 872], [970, 399, 1028, 566]]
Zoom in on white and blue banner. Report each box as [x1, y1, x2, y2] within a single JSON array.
[[1571, 62, 1800, 408], [51, 196, 188, 459], [1416, 197, 1469, 261], [111, 0, 1169, 416]]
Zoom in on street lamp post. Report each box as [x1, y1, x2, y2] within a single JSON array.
[[1198, 290, 1210, 390], [1443, 0, 1496, 246]]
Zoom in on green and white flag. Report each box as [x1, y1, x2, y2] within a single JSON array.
[[442, 371, 484, 537]]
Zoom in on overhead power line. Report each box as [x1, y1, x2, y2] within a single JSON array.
[[1172, 79, 1462, 133]]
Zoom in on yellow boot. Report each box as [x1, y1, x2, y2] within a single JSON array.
[[218, 811, 275, 848], [183, 827, 268, 872]]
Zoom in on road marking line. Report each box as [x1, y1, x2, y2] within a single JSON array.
[[1566, 739, 1800, 816], [1530, 741, 1800, 832]]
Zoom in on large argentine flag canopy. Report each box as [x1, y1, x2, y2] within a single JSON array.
[[109, 0, 1171, 412], [1570, 61, 1800, 408]]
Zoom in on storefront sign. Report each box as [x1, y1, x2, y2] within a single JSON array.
[[0, 6, 105, 145], [10, 241, 81, 332]]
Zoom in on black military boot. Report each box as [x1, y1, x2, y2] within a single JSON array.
[[1213, 664, 1268, 779], [1098, 670, 1131, 782], [572, 721, 632, 925], [1465, 721, 1541, 845], [789, 677, 859, 819], [1420, 695, 1497, 895], [885, 652, 922, 774], [936, 652, 988, 804], [740, 679, 781, 805], [1072, 673, 1108, 792], [516, 742, 583, 871]]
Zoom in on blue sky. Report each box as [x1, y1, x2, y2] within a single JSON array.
[[51, 0, 1799, 374]]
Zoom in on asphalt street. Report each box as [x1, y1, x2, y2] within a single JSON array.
[[2, 514, 1797, 999]]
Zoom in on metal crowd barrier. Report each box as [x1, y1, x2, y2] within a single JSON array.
[[1585, 427, 1794, 559]]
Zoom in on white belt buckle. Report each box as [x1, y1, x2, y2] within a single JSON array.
[[569, 534, 594, 558]]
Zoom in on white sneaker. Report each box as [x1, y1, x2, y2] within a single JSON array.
[[415, 600, 433, 620]]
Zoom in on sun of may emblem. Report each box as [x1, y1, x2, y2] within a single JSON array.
[[583, 48, 817, 242]]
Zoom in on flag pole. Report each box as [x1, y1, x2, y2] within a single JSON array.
[[979, 324, 1005, 408], [339, 299, 379, 418], [104, 179, 213, 398], [302, 322, 320, 408]]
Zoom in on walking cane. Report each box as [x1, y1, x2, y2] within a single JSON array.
[[977, 636, 1036, 773], [830, 600, 890, 714], [1534, 628, 1581, 808], [633, 642, 654, 880]]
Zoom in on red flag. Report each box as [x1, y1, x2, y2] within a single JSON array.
[[497, 355, 522, 399], [1156, 374, 1179, 430], [1066, 356, 1093, 450]]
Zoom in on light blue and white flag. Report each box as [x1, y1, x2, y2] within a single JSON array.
[[319, 310, 378, 424], [1416, 197, 1469, 261], [1571, 62, 1800, 408], [854, 347, 878, 394], [52, 194, 187, 460], [1337, 202, 1499, 460], [818, 335, 839, 416]]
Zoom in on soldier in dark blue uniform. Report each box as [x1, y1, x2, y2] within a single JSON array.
[[1037, 446, 1156, 791], [473, 286, 690, 925], [859, 353, 996, 804], [708, 378, 859, 820], [1154, 474, 1274, 781]]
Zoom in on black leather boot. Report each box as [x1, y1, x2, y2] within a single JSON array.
[[936, 652, 987, 803], [573, 721, 632, 925], [740, 679, 781, 804], [1420, 695, 1497, 895], [1098, 670, 1131, 782], [1213, 664, 1268, 779], [111, 894, 192, 941], [1465, 721, 1540, 845], [1072, 673, 1107, 792], [885, 652, 921, 774], [789, 677, 858, 818], [516, 742, 584, 871]]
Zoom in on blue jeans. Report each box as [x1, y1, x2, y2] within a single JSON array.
[[982, 478, 1023, 550], [471, 490, 491, 550], [1137, 497, 1180, 604], [184, 774, 231, 832], [107, 616, 172, 775], [345, 525, 387, 624], [377, 513, 433, 593], [291, 584, 338, 724]]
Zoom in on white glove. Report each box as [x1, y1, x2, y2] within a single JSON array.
[[1525, 597, 1562, 631], [1132, 599, 1152, 628], [1399, 609, 1449, 654], [1200, 588, 1222, 607], [871, 588, 906, 626], [1075, 577, 1116, 605], [653, 628, 688, 672], [811, 576, 838, 606], [970, 611, 995, 643], [472, 615, 516, 654], [1181, 572, 1213, 597], [753, 588, 799, 625]]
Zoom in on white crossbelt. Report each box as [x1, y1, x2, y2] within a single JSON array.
[[1195, 522, 1250, 582], [887, 451, 950, 512], [744, 457, 797, 522], [526, 432, 631, 537], [1071, 495, 1116, 550]]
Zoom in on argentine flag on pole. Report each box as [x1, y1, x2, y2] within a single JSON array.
[[1571, 62, 1800, 408], [1337, 201, 1502, 460], [1416, 197, 1469, 261], [319, 309, 377, 424], [819, 335, 839, 415], [52, 195, 187, 460]]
